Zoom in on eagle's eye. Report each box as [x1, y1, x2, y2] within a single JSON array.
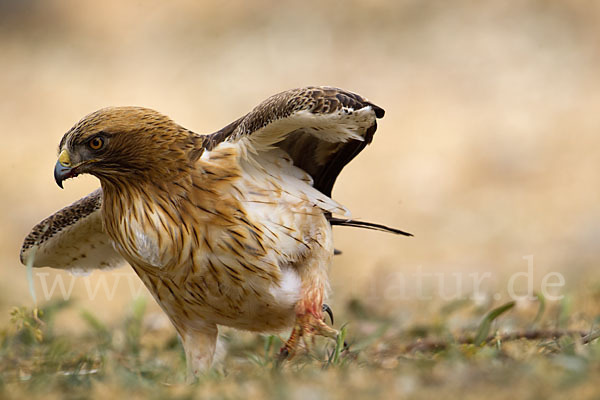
[[88, 136, 104, 151]]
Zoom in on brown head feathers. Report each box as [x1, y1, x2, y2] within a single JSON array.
[[59, 107, 201, 186]]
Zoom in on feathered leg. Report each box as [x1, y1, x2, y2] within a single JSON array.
[[280, 246, 338, 359], [178, 323, 218, 380]]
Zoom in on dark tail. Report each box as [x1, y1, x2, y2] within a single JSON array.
[[328, 217, 413, 237]]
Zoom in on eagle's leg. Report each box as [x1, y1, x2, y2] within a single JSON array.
[[178, 323, 218, 381], [279, 274, 338, 359], [280, 307, 338, 360]]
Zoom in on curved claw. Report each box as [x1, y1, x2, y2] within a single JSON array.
[[322, 303, 334, 325], [277, 346, 290, 366]]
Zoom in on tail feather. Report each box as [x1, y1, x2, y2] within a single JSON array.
[[328, 217, 413, 237]]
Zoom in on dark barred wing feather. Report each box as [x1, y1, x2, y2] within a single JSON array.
[[205, 86, 384, 197], [20, 189, 125, 273]]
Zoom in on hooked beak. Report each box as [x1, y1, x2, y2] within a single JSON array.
[[54, 149, 76, 189]]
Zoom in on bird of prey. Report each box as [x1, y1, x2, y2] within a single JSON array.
[[20, 86, 410, 376]]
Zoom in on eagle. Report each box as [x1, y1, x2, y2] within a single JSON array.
[[20, 86, 410, 376]]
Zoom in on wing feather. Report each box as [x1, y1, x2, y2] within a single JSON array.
[[205, 86, 384, 197], [20, 189, 126, 274]]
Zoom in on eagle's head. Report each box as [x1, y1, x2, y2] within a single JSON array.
[[54, 107, 199, 188]]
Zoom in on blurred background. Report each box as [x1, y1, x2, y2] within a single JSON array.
[[0, 0, 599, 330]]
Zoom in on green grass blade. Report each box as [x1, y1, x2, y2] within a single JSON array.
[[532, 292, 546, 325], [25, 245, 38, 304], [474, 301, 515, 346], [80, 309, 110, 338], [333, 324, 348, 364]]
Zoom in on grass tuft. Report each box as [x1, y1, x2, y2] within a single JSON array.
[[0, 294, 599, 399]]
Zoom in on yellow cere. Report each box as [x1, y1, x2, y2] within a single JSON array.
[[58, 149, 71, 167]]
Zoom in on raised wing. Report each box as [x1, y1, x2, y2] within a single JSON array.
[[20, 189, 126, 273], [205, 86, 384, 197]]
